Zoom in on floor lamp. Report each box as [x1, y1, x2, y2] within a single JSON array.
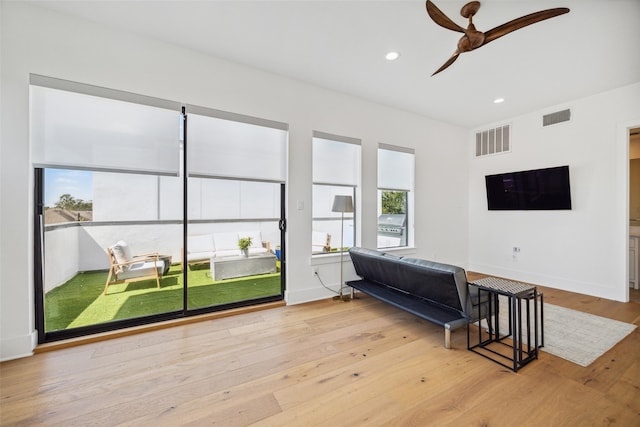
[[332, 195, 353, 301]]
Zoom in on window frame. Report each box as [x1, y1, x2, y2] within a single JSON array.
[[377, 144, 414, 249], [31, 75, 289, 343], [312, 131, 361, 255]]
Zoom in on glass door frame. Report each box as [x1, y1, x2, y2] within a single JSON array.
[[34, 179, 286, 344], [34, 106, 287, 344]]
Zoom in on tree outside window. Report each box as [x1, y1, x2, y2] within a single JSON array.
[[381, 191, 406, 215]]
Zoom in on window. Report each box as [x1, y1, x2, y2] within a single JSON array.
[[185, 105, 287, 310], [31, 75, 288, 342], [312, 131, 360, 254], [377, 144, 414, 249]]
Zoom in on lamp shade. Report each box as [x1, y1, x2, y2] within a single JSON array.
[[332, 195, 353, 213]]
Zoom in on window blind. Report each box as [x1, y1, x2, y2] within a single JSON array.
[[30, 76, 181, 176], [378, 144, 414, 191], [312, 133, 361, 186], [185, 105, 287, 183]]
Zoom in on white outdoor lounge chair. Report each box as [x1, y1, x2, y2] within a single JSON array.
[[104, 240, 164, 295]]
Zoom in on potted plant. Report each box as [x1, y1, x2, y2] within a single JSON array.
[[238, 237, 252, 257]]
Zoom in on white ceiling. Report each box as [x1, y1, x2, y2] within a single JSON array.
[[27, 0, 640, 128]]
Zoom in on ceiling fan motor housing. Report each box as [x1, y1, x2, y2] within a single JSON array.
[[458, 25, 485, 51]]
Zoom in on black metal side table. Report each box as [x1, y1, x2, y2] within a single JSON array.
[[468, 278, 544, 372]]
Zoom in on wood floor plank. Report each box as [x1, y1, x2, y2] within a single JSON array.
[[605, 359, 640, 414], [2, 276, 639, 426]]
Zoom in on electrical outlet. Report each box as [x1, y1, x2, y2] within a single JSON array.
[[313, 266, 319, 275], [512, 247, 521, 253]]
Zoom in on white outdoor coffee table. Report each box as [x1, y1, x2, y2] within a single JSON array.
[[210, 253, 277, 281]]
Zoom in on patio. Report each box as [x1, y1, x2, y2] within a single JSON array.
[[45, 264, 281, 332], [41, 214, 286, 332]]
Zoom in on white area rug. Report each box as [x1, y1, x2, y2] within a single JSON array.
[[537, 303, 636, 366], [473, 278, 637, 367]]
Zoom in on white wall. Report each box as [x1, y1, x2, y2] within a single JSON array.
[[0, 2, 468, 360], [468, 83, 640, 302]]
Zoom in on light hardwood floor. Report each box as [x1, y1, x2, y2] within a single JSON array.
[[1, 273, 639, 426]]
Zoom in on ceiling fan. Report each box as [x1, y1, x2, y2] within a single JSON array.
[[426, 1, 570, 76]]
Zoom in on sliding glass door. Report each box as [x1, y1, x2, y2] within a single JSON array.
[[184, 107, 286, 311], [31, 76, 286, 342]]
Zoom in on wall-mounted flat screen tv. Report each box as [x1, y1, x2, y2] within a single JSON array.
[[485, 165, 572, 210]]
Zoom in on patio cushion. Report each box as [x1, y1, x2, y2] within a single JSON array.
[[214, 232, 240, 251], [118, 260, 164, 280], [189, 235, 215, 254], [186, 251, 216, 262], [110, 240, 132, 266], [213, 248, 267, 258], [120, 240, 133, 261], [184, 231, 270, 269]]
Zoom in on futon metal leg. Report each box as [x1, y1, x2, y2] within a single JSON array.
[[444, 328, 451, 349]]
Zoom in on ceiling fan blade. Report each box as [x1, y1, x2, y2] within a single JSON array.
[[426, 1, 465, 33], [483, 8, 570, 45], [432, 51, 460, 76]]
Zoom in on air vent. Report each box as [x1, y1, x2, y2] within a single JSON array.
[[475, 124, 510, 157], [543, 109, 571, 127]]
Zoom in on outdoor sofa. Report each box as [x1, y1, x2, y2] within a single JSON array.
[[184, 231, 271, 270]]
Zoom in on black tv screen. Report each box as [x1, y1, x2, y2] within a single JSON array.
[[485, 166, 572, 210]]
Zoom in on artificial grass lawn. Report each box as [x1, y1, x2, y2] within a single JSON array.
[[45, 264, 281, 332]]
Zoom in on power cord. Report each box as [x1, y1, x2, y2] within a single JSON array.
[[314, 271, 339, 295]]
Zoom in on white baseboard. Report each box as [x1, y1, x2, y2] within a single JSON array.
[[286, 283, 351, 305], [468, 263, 627, 302], [1, 330, 37, 361]]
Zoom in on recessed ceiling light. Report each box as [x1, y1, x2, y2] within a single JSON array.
[[493, 98, 505, 104], [385, 51, 400, 61]]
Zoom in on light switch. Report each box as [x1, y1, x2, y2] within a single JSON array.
[[297, 200, 304, 210]]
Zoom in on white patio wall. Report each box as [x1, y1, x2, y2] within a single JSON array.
[[43, 226, 80, 293], [44, 220, 282, 293], [93, 173, 282, 221], [93, 173, 161, 221], [40, 166, 287, 295]]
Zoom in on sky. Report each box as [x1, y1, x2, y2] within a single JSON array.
[[44, 169, 93, 207]]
